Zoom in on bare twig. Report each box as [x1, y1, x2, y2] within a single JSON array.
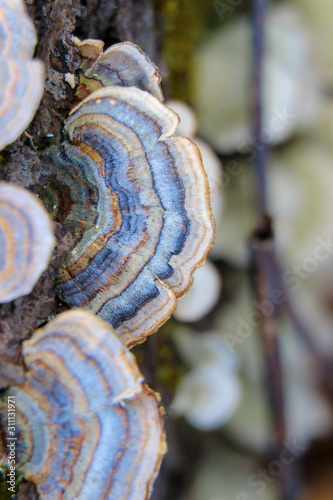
[[251, 220, 286, 446], [252, 0, 286, 449], [250, 2, 297, 499], [252, 0, 268, 215]]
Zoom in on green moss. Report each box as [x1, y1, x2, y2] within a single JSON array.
[[153, 0, 210, 102], [134, 321, 187, 392], [0, 466, 25, 499], [37, 181, 60, 220]]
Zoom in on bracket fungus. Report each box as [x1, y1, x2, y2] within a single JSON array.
[[0, 182, 55, 303], [73, 38, 163, 103], [0, 310, 166, 499], [48, 41, 214, 347], [0, 0, 44, 150]]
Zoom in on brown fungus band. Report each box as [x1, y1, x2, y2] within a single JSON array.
[[0, 0, 44, 150], [48, 42, 214, 347], [0, 310, 166, 499], [0, 183, 55, 303]]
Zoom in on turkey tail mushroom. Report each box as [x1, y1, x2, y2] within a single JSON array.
[[0, 310, 166, 499], [73, 38, 163, 103], [50, 84, 214, 347]]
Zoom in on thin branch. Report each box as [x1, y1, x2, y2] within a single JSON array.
[[252, 0, 286, 451], [251, 2, 298, 498], [252, 0, 268, 215], [251, 227, 286, 446]]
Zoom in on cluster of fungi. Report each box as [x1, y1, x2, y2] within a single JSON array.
[[0, 0, 214, 498]]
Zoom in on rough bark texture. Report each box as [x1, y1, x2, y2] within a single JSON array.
[[17, 482, 39, 500]]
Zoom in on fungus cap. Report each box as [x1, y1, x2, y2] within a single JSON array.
[[0, 310, 166, 499], [73, 39, 163, 103], [53, 83, 214, 347]]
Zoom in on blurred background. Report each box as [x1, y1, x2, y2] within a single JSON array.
[[134, 1, 333, 499]]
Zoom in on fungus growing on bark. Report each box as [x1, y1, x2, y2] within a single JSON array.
[[73, 38, 163, 103], [0, 0, 44, 150], [0, 310, 166, 499], [0, 183, 55, 303], [47, 42, 214, 347]]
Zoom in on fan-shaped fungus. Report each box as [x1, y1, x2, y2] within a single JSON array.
[[0, 0, 44, 150], [49, 43, 214, 347], [73, 39, 163, 103], [0, 310, 166, 499], [0, 183, 55, 303]]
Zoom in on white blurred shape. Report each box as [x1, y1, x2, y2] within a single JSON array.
[[171, 330, 241, 430], [174, 260, 222, 323], [171, 363, 241, 430], [166, 99, 198, 138], [194, 4, 321, 153]]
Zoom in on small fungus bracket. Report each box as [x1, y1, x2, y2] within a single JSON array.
[[72, 38, 163, 104]]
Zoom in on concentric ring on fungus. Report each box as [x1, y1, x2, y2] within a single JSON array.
[[49, 42, 214, 347], [0, 310, 166, 500]]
